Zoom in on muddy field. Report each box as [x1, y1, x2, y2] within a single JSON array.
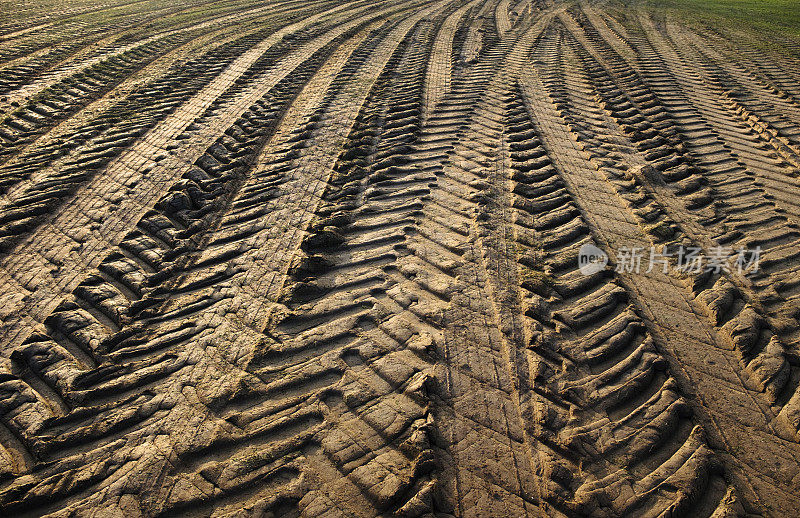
[[0, 0, 799, 516]]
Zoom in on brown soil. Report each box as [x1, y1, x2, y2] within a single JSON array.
[[0, 0, 799, 516]]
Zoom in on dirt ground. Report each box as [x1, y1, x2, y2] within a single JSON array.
[[0, 0, 799, 516]]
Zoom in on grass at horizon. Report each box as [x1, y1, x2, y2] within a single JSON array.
[[649, 0, 800, 39]]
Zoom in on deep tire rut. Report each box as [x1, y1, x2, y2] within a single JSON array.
[[0, 0, 799, 516]]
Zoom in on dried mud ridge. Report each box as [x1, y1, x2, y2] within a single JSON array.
[[0, 0, 799, 515]]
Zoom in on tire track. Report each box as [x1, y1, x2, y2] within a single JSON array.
[[523, 16, 800, 516], [660, 20, 800, 192], [0, 1, 333, 165], [396, 9, 559, 515], [423, 0, 481, 120], [0, 0, 235, 89], [509, 65, 742, 515], [459, 0, 498, 65], [0, 12, 399, 516], [496, 0, 512, 37], [179, 0, 452, 332], [575, 9, 800, 348], [559, 4, 800, 400], [0, 0, 400, 351], [1, 0, 799, 515], [0, 2, 452, 516], [0, 0, 312, 110]]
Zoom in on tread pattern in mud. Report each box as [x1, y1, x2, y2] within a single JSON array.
[[0, 0, 799, 516]]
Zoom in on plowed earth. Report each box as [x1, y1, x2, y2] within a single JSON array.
[[0, 0, 799, 516]]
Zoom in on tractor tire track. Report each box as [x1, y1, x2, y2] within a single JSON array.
[[1, 0, 799, 516]]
